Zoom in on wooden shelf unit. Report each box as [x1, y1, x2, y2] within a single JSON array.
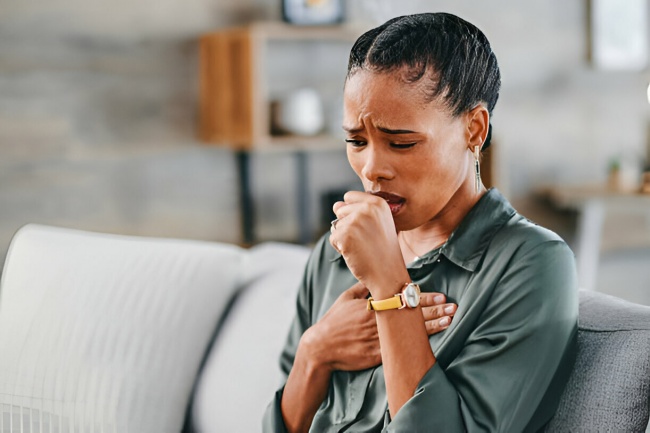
[[198, 22, 364, 150]]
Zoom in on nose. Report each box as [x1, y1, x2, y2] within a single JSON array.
[[359, 144, 393, 184]]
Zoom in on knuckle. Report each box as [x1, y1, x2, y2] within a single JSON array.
[[365, 202, 378, 215], [420, 293, 434, 307], [426, 305, 443, 318], [423, 293, 446, 306]]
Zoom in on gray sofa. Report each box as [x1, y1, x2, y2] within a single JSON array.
[[0, 224, 648, 432]]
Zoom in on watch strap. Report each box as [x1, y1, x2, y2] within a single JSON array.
[[367, 294, 403, 311]]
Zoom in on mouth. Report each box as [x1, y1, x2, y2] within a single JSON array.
[[369, 191, 406, 215]]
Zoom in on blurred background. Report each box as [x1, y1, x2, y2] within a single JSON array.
[[1, 0, 650, 302]]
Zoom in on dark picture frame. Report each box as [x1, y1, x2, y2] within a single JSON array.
[[282, 0, 344, 26]]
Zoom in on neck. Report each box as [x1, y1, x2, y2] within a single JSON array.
[[400, 181, 487, 259]]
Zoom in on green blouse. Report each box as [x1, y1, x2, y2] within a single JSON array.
[[263, 189, 578, 432]]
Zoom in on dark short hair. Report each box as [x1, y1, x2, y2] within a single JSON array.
[[347, 13, 501, 118]]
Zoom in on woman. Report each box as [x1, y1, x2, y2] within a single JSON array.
[[264, 12, 577, 433]]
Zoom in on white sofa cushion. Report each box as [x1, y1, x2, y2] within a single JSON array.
[[191, 242, 311, 433], [0, 224, 245, 433]]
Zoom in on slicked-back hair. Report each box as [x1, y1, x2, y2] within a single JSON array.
[[347, 13, 501, 118]]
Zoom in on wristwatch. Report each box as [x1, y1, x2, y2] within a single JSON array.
[[367, 283, 421, 311]]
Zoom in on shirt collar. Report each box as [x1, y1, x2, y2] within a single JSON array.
[[330, 188, 516, 272], [438, 188, 516, 272]]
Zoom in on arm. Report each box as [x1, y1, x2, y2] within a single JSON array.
[[263, 237, 458, 433], [280, 338, 332, 433], [281, 283, 379, 433], [263, 240, 383, 433], [373, 276, 437, 417], [330, 192, 441, 417], [384, 241, 578, 432]]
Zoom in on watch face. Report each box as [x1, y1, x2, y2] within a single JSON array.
[[404, 284, 420, 308]]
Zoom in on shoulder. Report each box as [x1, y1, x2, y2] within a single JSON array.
[[491, 212, 573, 260], [484, 213, 578, 303], [483, 211, 578, 292], [479, 214, 578, 323]]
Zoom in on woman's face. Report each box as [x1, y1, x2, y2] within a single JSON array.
[[343, 69, 477, 232]]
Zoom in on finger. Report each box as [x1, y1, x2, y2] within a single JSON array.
[[425, 316, 452, 335], [421, 303, 457, 321], [332, 201, 363, 220], [342, 190, 373, 204], [420, 292, 447, 307], [333, 200, 347, 214], [329, 233, 341, 253]]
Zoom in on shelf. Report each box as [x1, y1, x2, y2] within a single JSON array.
[[198, 21, 364, 150], [246, 21, 365, 42]]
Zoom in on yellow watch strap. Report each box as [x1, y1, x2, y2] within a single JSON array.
[[367, 294, 403, 311]]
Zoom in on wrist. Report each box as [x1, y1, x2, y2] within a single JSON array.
[[297, 325, 334, 374], [367, 268, 412, 300]]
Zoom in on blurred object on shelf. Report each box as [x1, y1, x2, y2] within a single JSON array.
[[282, 0, 344, 25], [607, 157, 621, 190], [641, 170, 650, 194], [272, 88, 325, 136], [607, 154, 643, 192]]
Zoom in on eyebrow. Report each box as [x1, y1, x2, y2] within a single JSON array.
[[342, 125, 418, 134], [377, 126, 417, 134], [342, 125, 363, 133]]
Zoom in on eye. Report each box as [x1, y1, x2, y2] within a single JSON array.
[[345, 139, 366, 148], [390, 142, 417, 149]]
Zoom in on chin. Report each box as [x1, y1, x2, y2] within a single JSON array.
[[393, 216, 416, 232]]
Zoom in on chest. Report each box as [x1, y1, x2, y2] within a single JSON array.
[[311, 259, 496, 366]]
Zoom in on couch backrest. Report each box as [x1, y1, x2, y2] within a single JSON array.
[[544, 289, 650, 432], [0, 224, 245, 433]]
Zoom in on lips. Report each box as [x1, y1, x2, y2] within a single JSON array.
[[370, 191, 406, 215]]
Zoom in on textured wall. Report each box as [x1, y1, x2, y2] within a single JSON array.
[[351, 0, 650, 195], [0, 0, 358, 260], [1, 0, 649, 264]]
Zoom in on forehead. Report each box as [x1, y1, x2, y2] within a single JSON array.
[[343, 69, 451, 128], [344, 69, 426, 105]]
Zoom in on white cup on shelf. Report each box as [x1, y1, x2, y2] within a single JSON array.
[[276, 88, 325, 136]]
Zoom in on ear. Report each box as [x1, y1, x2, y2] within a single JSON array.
[[466, 104, 490, 151]]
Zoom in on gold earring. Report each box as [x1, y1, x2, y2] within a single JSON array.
[[474, 145, 481, 193]]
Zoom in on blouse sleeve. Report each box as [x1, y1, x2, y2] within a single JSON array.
[[384, 240, 579, 433], [262, 239, 322, 433]]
